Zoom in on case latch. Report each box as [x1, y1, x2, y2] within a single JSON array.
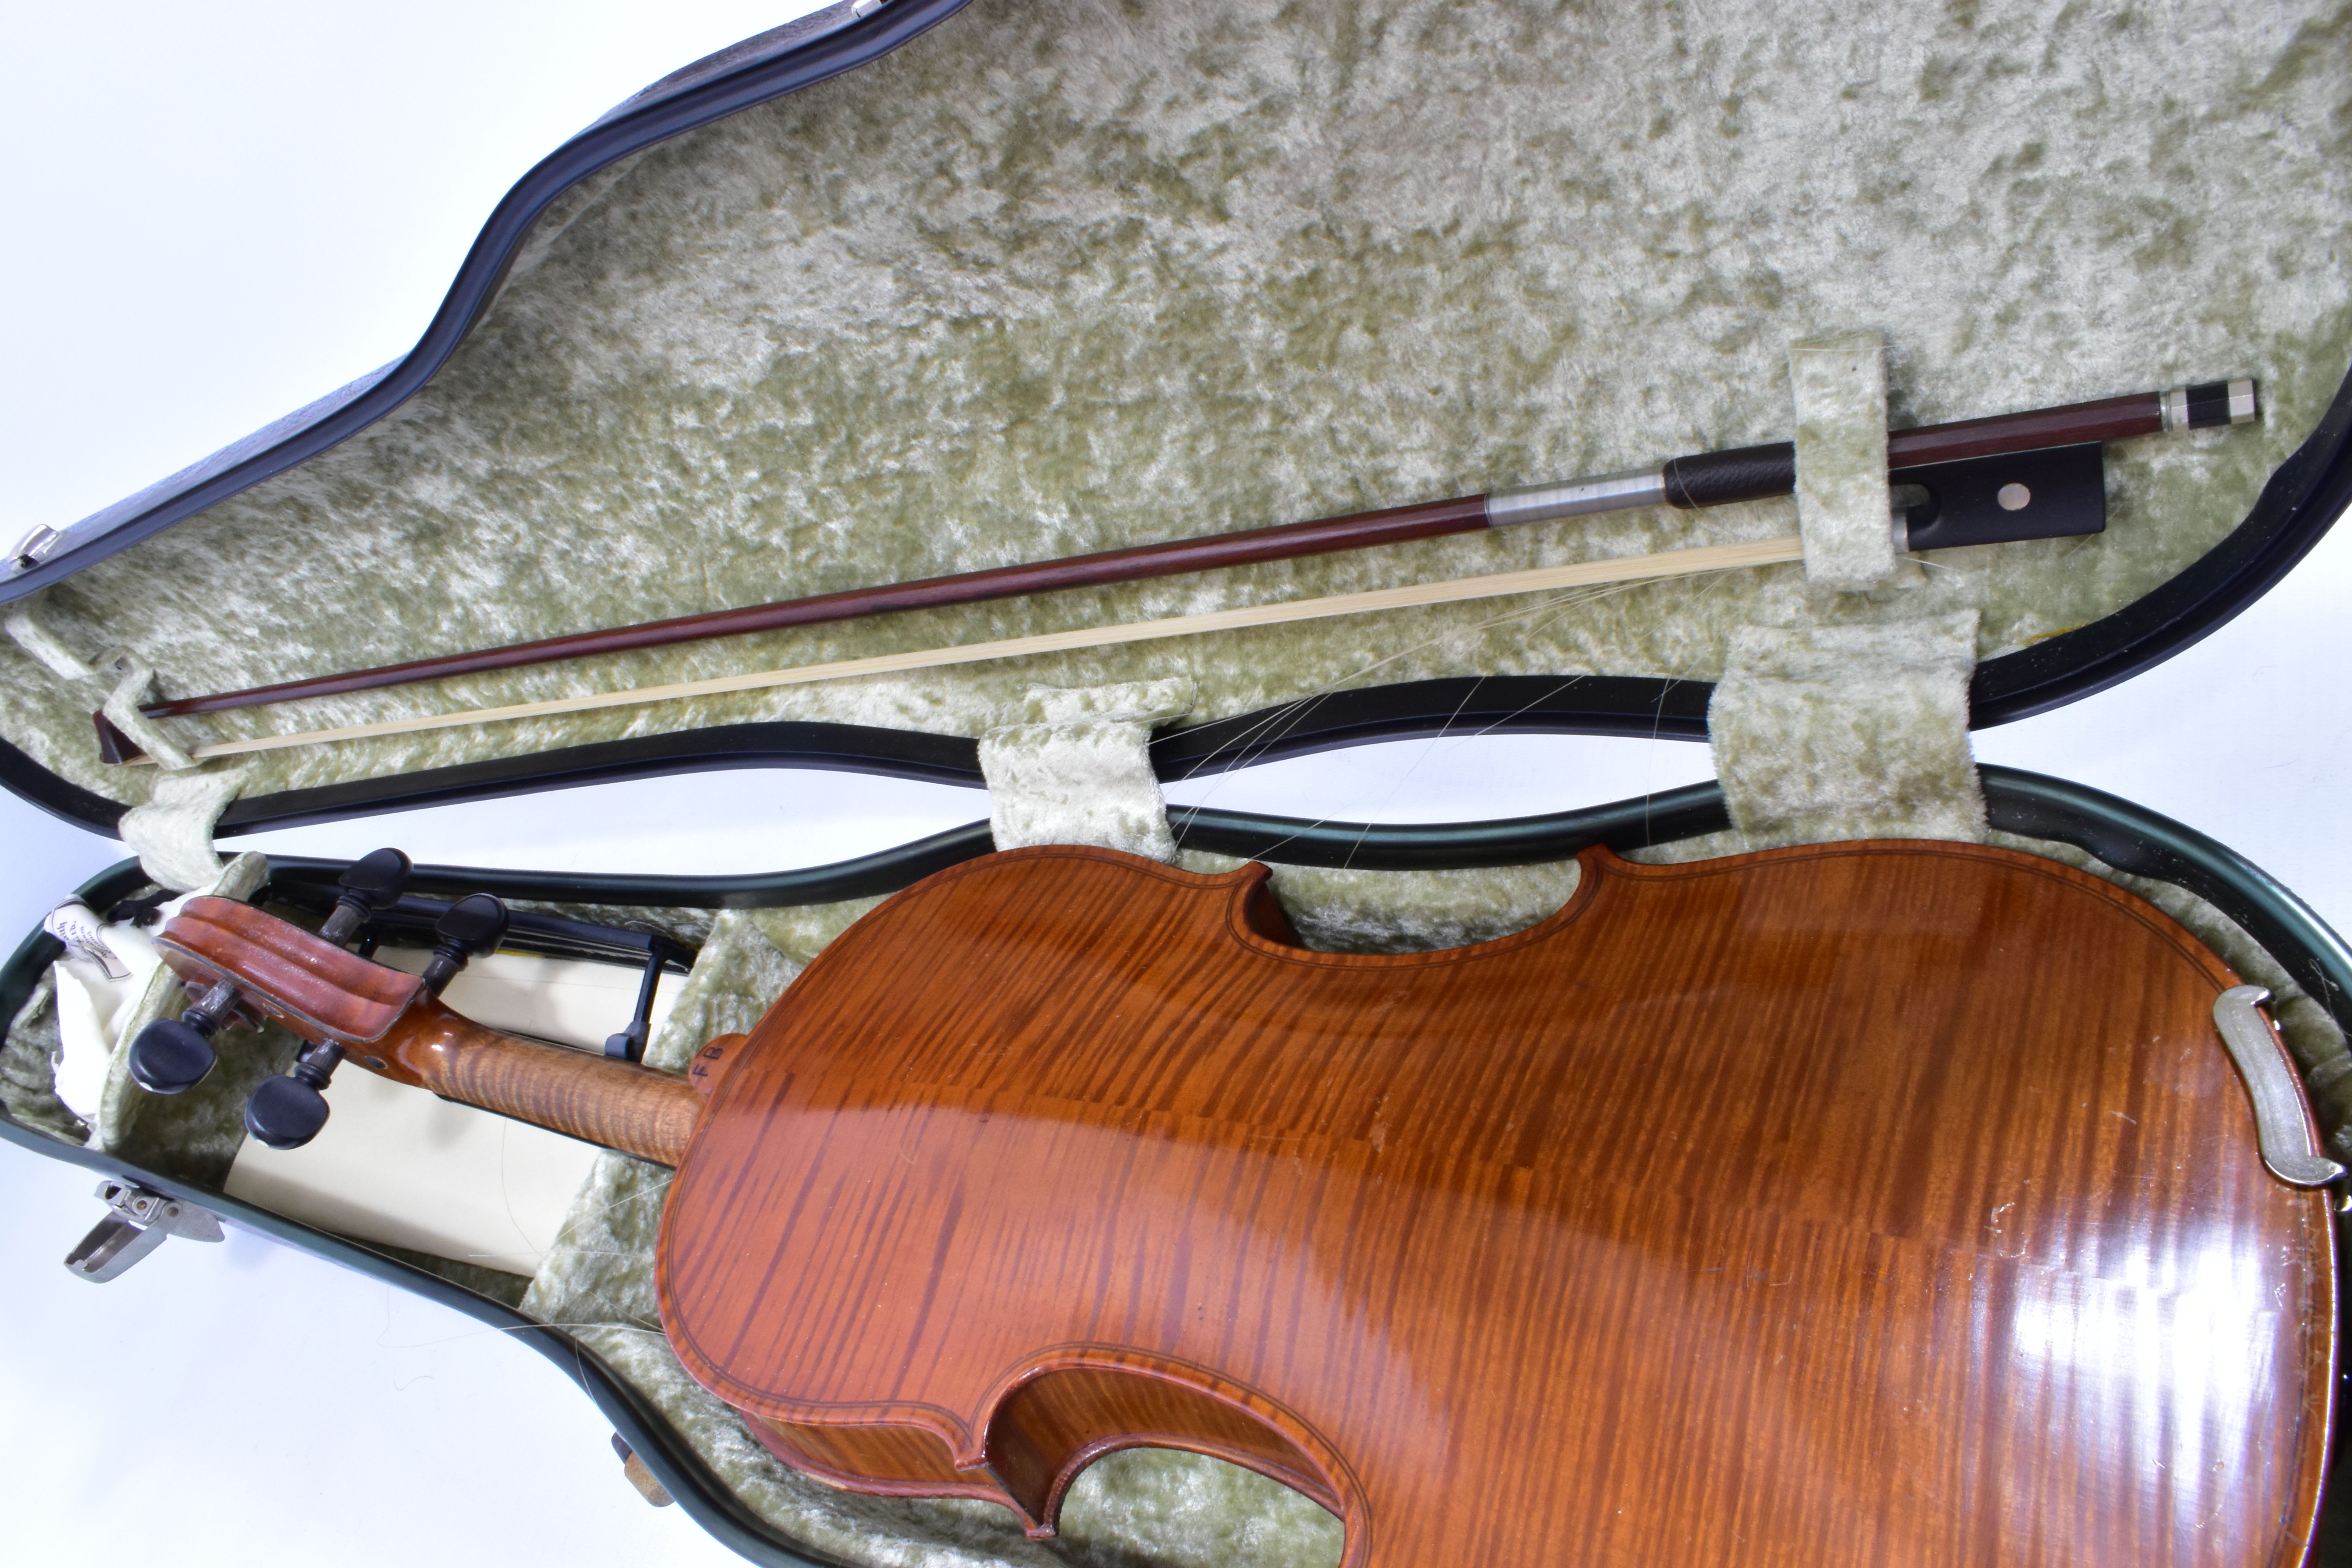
[[62, 1178, 224, 1283]]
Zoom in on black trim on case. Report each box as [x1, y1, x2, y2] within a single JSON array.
[[1171, 783, 1731, 868], [1149, 675, 1716, 779], [9, 772, 2352, 1568], [214, 722, 986, 836], [201, 679, 1712, 839], [266, 822, 1002, 912], [1970, 358, 2352, 725], [0, 0, 976, 607], [0, 733, 126, 835]]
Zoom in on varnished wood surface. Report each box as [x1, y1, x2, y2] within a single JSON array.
[[158, 904, 703, 1166], [161, 897, 421, 1043], [358, 998, 704, 1166], [1885, 390, 2160, 466], [659, 842, 2334, 1568]]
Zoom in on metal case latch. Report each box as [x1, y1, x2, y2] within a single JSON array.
[[63, 1179, 224, 1283]]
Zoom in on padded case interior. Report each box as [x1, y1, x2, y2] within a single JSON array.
[[5, 3, 2351, 1564]]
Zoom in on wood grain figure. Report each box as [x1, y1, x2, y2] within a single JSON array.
[[160, 842, 2336, 1567]]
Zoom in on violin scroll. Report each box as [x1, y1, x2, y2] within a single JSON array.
[[127, 848, 413, 1100], [152, 892, 706, 1167]]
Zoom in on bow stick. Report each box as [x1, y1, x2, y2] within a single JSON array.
[[100, 377, 2258, 764], [122, 535, 1804, 763], [128, 379, 2257, 724]]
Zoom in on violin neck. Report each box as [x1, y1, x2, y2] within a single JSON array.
[[357, 997, 705, 1166]]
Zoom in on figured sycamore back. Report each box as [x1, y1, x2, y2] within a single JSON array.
[[657, 842, 2336, 1568]]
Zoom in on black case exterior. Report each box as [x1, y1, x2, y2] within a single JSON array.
[[8, 768, 2351, 1566], [5, 4, 2350, 1564]]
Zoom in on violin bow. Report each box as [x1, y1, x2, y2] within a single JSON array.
[[121, 534, 1797, 762], [104, 379, 2256, 764]]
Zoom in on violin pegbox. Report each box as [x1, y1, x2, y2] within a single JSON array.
[[129, 848, 414, 1102], [151, 886, 706, 1168], [156, 899, 420, 1047], [149, 887, 426, 1150], [242, 886, 512, 1150]]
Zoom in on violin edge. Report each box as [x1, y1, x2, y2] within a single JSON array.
[[652, 837, 2337, 1564]]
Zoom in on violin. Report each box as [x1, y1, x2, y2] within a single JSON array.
[[149, 840, 2336, 1566]]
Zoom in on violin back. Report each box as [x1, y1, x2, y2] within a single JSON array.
[[658, 842, 2333, 1568]]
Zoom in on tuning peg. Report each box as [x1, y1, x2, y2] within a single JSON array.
[[133, 847, 407, 1105], [241, 873, 497, 1154], [127, 979, 243, 1095], [244, 1040, 343, 1150], [421, 893, 509, 998], [319, 847, 412, 946]]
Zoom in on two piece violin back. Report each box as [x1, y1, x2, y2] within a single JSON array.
[[657, 840, 2336, 1567]]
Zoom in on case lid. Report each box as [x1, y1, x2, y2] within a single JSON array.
[[2, 0, 2347, 849]]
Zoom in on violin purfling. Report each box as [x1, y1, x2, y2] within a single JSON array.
[[149, 837, 2333, 1566]]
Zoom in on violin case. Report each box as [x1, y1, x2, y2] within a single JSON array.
[[5, 0, 2352, 1562]]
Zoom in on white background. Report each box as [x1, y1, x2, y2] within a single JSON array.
[[1, 3, 2346, 1564]]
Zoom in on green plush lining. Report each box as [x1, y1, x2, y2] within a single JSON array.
[[1, 2, 2347, 1561], [0, 0, 2345, 813]]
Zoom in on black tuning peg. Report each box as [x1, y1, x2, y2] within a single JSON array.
[[240, 872, 501, 1154], [245, 1040, 343, 1150], [127, 979, 244, 1095], [238, 848, 418, 1151], [421, 893, 509, 998], [319, 847, 412, 947], [134, 849, 404, 1104]]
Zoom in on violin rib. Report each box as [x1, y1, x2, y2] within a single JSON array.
[[156, 841, 2334, 1564], [659, 842, 2334, 1568]]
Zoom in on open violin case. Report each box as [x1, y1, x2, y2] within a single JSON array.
[[6, 0, 2352, 1562]]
